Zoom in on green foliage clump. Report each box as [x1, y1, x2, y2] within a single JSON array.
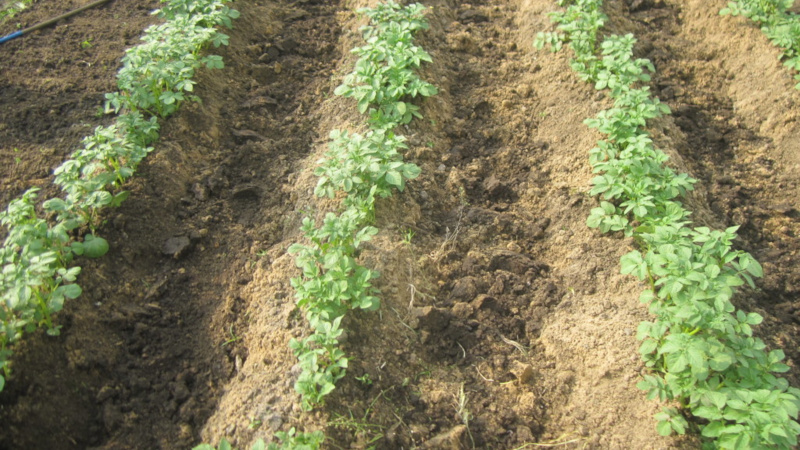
[[104, 0, 239, 117], [334, 1, 437, 130], [315, 129, 421, 207], [538, 0, 800, 447]]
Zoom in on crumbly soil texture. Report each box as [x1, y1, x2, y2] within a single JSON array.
[[1, 0, 799, 448]]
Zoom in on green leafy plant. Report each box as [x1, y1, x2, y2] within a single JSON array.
[[193, 438, 265, 450], [356, 373, 373, 386], [270, 428, 325, 450], [334, 1, 437, 130], [539, 0, 800, 447], [315, 129, 421, 205], [104, 2, 237, 117]]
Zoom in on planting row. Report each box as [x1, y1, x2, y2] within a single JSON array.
[[0, 0, 238, 392], [538, 0, 799, 448], [290, 0, 435, 411], [195, 2, 437, 449], [721, 0, 800, 90]]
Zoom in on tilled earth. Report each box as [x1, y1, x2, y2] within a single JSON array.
[[0, 0, 799, 449]]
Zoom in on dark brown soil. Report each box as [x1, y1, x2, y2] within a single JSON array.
[[1, 0, 799, 449]]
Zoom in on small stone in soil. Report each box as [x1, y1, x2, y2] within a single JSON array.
[[162, 236, 192, 259]]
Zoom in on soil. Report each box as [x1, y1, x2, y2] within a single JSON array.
[[0, 0, 799, 449]]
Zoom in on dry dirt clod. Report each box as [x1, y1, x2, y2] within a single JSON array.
[[409, 306, 452, 332], [510, 361, 535, 385], [422, 425, 468, 450], [162, 236, 192, 259]]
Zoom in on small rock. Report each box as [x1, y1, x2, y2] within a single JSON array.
[[772, 203, 796, 215], [258, 46, 280, 62], [251, 64, 280, 84], [171, 380, 190, 402], [276, 38, 298, 54], [284, 9, 308, 21], [506, 242, 522, 253], [162, 236, 192, 259], [488, 276, 505, 296], [629, 0, 665, 12], [489, 250, 539, 275], [233, 184, 261, 200], [180, 423, 193, 441], [472, 294, 499, 312], [483, 175, 509, 198], [241, 96, 278, 109], [452, 302, 474, 319], [516, 425, 534, 443], [145, 278, 168, 301], [112, 214, 126, 229], [232, 129, 267, 142], [130, 377, 150, 394]]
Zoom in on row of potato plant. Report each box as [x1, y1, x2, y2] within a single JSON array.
[[289, 0, 436, 412], [0, 0, 238, 392], [537, 1, 800, 448], [194, 3, 437, 448], [721, 0, 800, 90]]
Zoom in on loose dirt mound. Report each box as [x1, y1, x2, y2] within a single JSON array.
[[0, 0, 799, 449]]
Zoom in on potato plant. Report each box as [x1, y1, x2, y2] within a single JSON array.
[[538, 0, 800, 447], [314, 129, 421, 214], [0, 0, 237, 393], [721, 0, 800, 89], [288, 0, 434, 417], [104, 0, 237, 117], [333, 1, 437, 130]]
